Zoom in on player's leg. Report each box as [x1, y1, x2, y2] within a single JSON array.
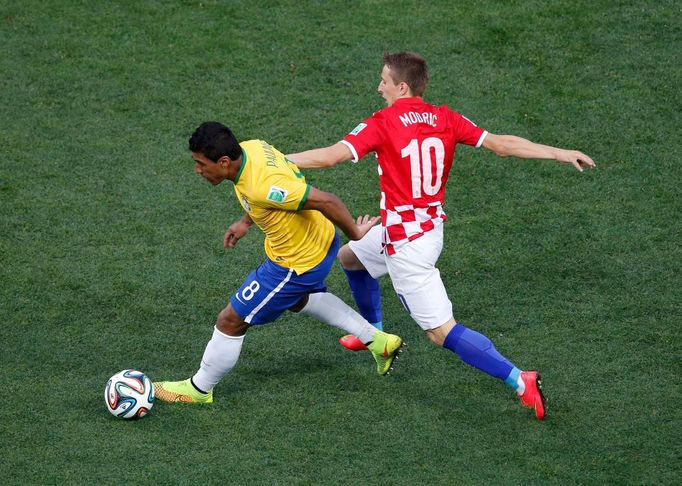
[[386, 226, 545, 419], [337, 225, 388, 351], [429, 320, 545, 420], [154, 259, 288, 404], [427, 319, 520, 389], [290, 292, 377, 344], [154, 304, 247, 404], [292, 292, 404, 375], [339, 243, 384, 330], [287, 234, 403, 375], [191, 305, 248, 393]]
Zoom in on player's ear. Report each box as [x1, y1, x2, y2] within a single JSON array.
[[217, 155, 231, 167], [399, 81, 410, 96]]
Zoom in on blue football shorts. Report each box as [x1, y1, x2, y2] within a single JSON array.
[[230, 234, 340, 324]]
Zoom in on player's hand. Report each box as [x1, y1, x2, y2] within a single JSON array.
[[353, 214, 380, 240], [558, 150, 596, 172], [224, 220, 251, 248]]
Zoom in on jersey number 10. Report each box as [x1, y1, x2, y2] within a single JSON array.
[[401, 137, 445, 198]]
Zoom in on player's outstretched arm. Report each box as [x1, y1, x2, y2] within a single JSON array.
[[287, 142, 353, 169], [303, 187, 379, 240], [482, 133, 596, 172], [224, 213, 254, 248]]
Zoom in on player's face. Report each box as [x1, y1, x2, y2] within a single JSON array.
[[378, 65, 402, 107], [191, 151, 228, 185]]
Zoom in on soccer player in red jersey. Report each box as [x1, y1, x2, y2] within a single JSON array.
[[287, 52, 596, 420]]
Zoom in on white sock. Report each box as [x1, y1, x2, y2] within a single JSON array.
[[192, 326, 245, 393], [300, 292, 378, 344]]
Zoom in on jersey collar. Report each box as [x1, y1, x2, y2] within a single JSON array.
[[393, 96, 423, 106], [233, 148, 247, 184]]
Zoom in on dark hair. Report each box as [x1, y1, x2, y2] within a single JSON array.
[[188, 121, 241, 162], [383, 51, 429, 96]]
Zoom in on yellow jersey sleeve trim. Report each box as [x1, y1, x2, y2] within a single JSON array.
[[297, 184, 311, 211]]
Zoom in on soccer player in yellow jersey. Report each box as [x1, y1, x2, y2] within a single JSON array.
[[154, 121, 405, 404]]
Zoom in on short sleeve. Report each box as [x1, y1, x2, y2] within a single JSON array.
[[450, 110, 487, 147], [257, 174, 310, 211], [342, 114, 383, 162]]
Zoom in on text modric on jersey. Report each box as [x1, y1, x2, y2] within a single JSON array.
[[398, 111, 438, 128]]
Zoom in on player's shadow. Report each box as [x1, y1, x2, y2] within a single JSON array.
[[219, 342, 384, 398]]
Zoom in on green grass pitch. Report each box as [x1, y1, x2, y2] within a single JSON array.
[[1, 1, 680, 484]]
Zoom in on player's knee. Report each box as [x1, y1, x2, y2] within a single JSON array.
[[338, 244, 365, 270], [426, 329, 445, 346], [216, 306, 249, 336], [426, 319, 457, 347]]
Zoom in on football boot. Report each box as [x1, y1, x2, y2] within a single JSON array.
[[366, 331, 405, 376], [518, 370, 545, 420], [153, 379, 213, 404]]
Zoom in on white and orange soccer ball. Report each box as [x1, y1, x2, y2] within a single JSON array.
[[104, 369, 154, 419]]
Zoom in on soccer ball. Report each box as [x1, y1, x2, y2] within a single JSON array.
[[104, 369, 154, 419]]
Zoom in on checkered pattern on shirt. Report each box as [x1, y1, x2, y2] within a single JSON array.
[[381, 199, 446, 255]]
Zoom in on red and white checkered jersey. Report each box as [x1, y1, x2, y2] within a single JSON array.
[[342, 97, 487, 254]]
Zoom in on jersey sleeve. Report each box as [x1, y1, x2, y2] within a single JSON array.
[[257, 173, 310, 211], [449, 109, 488, 147], [341, 114, 383, 162]]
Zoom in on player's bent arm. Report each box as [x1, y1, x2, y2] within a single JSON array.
[[483, 133, 596, 172], [287, 142, 353, 169], [238, 213, 254, 226], [303, 187, 369, 240], [224, 213, 254, 248]]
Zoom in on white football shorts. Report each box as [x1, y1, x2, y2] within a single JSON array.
[[348, 224, 453, 330]]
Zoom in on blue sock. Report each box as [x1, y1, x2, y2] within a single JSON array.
[[343, 268, 382, 329], [443, 323, 517, 387]]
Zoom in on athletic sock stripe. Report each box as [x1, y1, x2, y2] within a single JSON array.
[[245, 268, 294, 323]]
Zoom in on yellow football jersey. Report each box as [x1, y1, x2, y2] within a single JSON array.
[[232, 140, 335, 274]]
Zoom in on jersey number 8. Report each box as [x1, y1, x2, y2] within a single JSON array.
[[241, 281, 260, 301]]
